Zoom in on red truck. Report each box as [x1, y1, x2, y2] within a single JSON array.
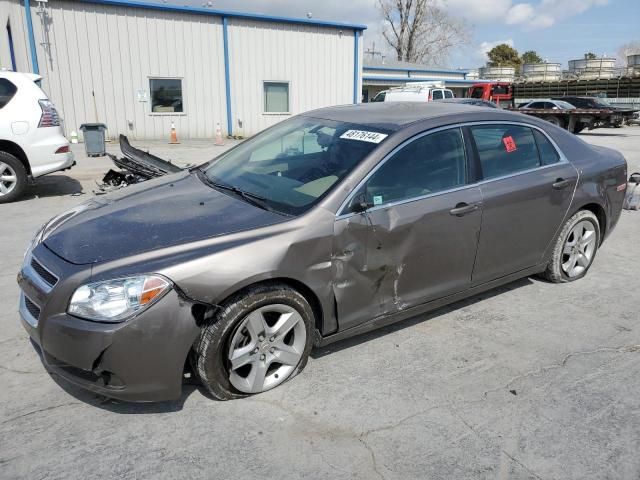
[[468, 82, 514, 107]]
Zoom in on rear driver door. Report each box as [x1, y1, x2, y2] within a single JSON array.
[[469, 123, 578, 284]]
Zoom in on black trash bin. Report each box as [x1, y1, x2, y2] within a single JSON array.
[[79, 123, 107, 157]]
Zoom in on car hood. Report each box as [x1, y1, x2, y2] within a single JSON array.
[[43, 171, 288, 265]]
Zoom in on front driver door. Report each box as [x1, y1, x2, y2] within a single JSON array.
[[332, 127, 483, 332]]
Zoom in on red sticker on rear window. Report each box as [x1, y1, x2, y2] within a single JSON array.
[[503, 136, 517, 152]]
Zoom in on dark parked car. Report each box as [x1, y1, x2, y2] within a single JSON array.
[[18, 103, 628, 402]]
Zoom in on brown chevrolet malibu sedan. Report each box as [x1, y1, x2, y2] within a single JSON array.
[[18, 103, 627, 402]]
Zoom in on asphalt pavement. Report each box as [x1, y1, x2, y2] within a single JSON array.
[[1, 128, 639, 480]]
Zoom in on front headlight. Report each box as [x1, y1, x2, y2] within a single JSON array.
[[68, 275, 172, 322]]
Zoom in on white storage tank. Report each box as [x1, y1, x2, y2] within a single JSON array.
[[628, 54, 640, 76], [479, 66, 515, 82], [568, 57, 616, 79], [465, 69, 479, 80], [520, 63, 561, 82]]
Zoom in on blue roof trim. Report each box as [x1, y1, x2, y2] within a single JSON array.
[[364, 65, 467, 75], [362, 76, 488, 85], [77, 0, 368, 30], [24, 0, 39, 74]]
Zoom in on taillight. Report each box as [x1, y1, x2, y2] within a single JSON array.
[[55, 146, 70, 154], [38, 99, 60, 128], [428, 93, 432, 101]]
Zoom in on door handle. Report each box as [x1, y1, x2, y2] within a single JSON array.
[[449, 202, 480, 216], [552, 178, 570, 189]]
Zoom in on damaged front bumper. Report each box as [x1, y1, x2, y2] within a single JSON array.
[[17, 245, 201, 402]]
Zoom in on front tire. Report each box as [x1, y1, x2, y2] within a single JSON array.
[[541, 210, 600, 283], [0, 152, 27, 204], [195, 283, 315, 400]]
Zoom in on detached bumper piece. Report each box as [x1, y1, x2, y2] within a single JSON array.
[[96, 134, 184, 193]]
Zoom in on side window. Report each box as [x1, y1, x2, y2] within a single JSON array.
[[264, 81, 290, 113], [149, 78, 183, 113], [444, 90, 454, 99], [533, 130, 560, 165], [432, 90, 444, 100], [362, 128, 466, 207], [0, 78, 17, 109], [470, 125, 540, 180]]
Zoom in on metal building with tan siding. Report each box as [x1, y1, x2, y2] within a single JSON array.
[[0, 0, 365, 139]]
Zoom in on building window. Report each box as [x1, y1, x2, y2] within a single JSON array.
[[149, 78, 183, 113], [264, 82, 289, 113]]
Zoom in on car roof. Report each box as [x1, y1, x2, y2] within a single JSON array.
[[301, 102, 526, 131], [0, 71, 42, 82]]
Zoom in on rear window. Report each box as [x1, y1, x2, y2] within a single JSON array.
[[470, 87, 484, 99], [533, 130, 560, 165], [0, 79, 17, 109], [470, 125, 540, 180]]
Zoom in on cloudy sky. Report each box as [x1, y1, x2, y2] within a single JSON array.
[[159, 0, 639, 69]]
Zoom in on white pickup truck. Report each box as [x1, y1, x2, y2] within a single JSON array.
[[0, 71, 74, 203]]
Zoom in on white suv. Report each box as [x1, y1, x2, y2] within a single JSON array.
[[382, 83, 455, 102], [0, 71, 74, 203]]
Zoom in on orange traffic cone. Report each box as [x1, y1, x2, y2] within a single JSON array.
[[169, 122, 180, 144], [215, 122, 225, 146]]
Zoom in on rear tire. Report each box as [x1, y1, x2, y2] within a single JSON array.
[[0, 152, 27, 204], [541, 210, 600, 283], [195, 283, 315, 400], [543, 116, 565, 129], [572, 123, 585, 134]]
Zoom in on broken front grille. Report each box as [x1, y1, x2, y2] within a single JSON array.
[[30, 257, 58, 287], [24, 296, 41, 320]]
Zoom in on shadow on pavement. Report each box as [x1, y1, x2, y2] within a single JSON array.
[[312, 276, 534, 359], [20, 175, 84, 200], [48, 370, 203, 413]]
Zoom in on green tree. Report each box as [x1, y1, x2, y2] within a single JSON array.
[[584, 52, 598, 59], [487, 44, 521, 68], [521, 50, 543, 64]]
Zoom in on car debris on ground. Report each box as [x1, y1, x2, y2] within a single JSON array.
[[95, 135, 185, 194]]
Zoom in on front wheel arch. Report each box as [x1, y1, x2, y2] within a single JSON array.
[[211, 277, 324, 337]]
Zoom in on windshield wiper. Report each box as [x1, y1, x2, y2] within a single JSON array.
[[200, 174, 275, 212]]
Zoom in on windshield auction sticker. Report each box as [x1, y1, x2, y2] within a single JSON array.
[[340, 130, 388, 144]]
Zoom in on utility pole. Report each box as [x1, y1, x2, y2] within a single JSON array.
[[365, 42, 382, 61]]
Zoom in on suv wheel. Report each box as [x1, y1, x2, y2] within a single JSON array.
[[0, 152, 27, 204], [195, 283, 315, 400]]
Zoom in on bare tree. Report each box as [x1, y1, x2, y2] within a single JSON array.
[[616, 41, 640, 66], [378, 0, 469, 65]]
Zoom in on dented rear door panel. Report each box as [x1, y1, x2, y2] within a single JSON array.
[[332, 186, 483, 331]]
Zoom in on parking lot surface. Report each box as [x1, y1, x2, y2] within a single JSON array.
[[1, 129, 639, 479]]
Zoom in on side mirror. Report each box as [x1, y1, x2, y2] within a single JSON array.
[[350, 193, 371, 213]]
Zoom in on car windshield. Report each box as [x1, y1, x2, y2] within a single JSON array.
[[555, 100, 576, 109], [592, 97, 611, 107], [201, 117, 390, 216]]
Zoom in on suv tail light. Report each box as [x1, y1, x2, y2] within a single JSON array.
[[38, 99, 60, 128]]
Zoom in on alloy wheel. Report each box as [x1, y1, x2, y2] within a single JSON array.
[[227, 304, 306, 394], [561, 220, 597, 278], [0, 162, 18, 197]]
